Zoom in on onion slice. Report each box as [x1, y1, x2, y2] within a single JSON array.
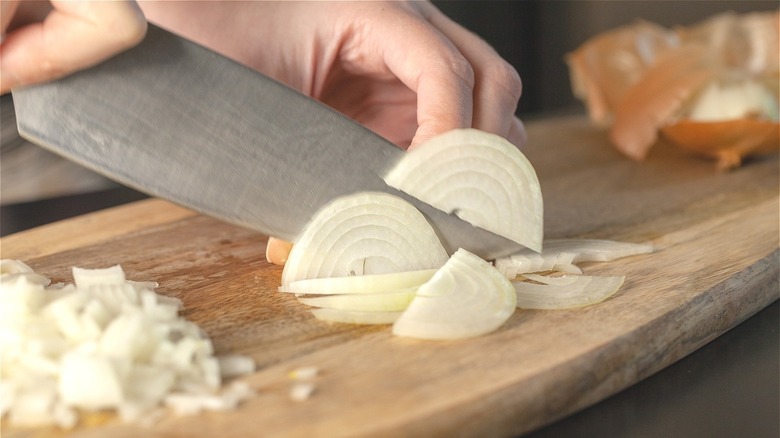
[[392, 249, 516, 340], [513, 274, 626, 309], [279, 269, 436, 295], [383, 129, 543, 252], [495, 239, 653, 279], [311, 308, 403, 325], [281, 192, 448, 285], [298, 290, 416, 312]]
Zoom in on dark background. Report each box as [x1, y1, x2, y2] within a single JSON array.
[[433, 0, 779, 116]]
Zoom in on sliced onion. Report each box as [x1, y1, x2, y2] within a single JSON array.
[[513, 274, 626, 309], [523, 273, 581, 286], [0, 260, 50, 287], [383, 129, 543, 252], [495, 239, 653, 279], [392, 249, 516, 340], [279, 269, 436, 295], [281, 192, 448, 285], [311, 308, 403, 325], [298, 290, 416, 312]]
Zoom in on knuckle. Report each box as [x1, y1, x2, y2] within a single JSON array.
[[488, 60, 523, 101], [100, 3, 148, 48], [448, 56, 476, 89], [115, 15, 147, 47]]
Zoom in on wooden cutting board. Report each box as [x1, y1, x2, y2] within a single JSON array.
[[2, 116, 778, 437]]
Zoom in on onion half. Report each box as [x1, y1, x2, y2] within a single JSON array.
[[281, 192, 448, 285], [392, 249, 516, 340], [383, 129, 543, 252]]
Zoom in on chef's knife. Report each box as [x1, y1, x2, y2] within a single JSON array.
[[12, 25, 522, 260]]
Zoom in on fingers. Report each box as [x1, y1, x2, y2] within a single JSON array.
[[508, 116, 528, 149], [421, 4, 524, 147], [0, 0, 147, 93], [357, 4, 474, 148]]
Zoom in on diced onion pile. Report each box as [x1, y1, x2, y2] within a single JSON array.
[[0, 260, 255, 429]]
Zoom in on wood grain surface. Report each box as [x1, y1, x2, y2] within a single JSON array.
[[2, 116, 778, 437]]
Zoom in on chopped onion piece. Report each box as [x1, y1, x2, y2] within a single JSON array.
[[495, 239, 653, 279], [298, 290, 416, 312], [311, 308, 403, 325], [59, 351, 124, 410], [0, 261, 256, 428], [8, 384, 57, 427], [392, 249, 516, 340], [289, 366, 319, 380], [289, 382, 316, 402], [0, 260, 50, 287], [281, 192, 448, 285], [513, 275, 626, 309], [523, 273, 582, 286], [384, 129, 543, 252], [279, 269, 436, 295], [217, 355, 256, 378]]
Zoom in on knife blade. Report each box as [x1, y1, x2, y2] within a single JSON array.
[[11, 24, 523, 260]]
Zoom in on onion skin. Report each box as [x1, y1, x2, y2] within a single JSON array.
[[608, 47, 715, 160], [661, 118, 780, 169], [565, 21, 678, 126], [569, 11, 780, 167]]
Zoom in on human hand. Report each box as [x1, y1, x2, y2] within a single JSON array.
[[140, 0, 526, 265], [140, 0, 525, 149], [1, 0, 147, 94]]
